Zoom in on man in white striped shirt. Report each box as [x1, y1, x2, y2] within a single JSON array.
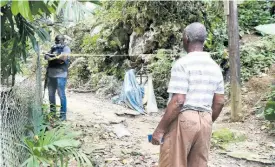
[[151, 22, 225, 167]]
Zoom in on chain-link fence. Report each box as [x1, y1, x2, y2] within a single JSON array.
[[0, 55, 43, 166]]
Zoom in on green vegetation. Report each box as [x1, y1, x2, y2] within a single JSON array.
[[1, 0, 275, 166], [239, 1, 275, 33], [1, 0, 100, 86], [20, 105, 91, 167], [212, 128, 246, 149], [1, 1, 101, 166], [240, 36, 275, 81], [66, 0, 275, 106], [264, 86, 275, 121], [2, 1, 274, 106]]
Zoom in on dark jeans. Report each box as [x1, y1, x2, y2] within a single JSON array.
[[48, 77, 67, 120]]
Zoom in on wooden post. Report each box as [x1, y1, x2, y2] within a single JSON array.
[[226, 0, 242, 121]]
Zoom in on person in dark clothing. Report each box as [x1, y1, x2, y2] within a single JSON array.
[[44, 35, 71, 121]]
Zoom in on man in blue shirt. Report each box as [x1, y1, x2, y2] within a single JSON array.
[[45, 35, 70, 121]]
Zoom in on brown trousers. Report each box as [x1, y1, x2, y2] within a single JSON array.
[[159, 110, 212, 167]]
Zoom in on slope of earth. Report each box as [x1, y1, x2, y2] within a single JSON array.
[[65, 72, 275, 167]]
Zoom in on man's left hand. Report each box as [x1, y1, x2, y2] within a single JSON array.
[[151, 129, 165, 145]]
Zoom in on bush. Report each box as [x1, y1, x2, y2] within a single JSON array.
[[264, 85, 275, 121], [20, 105, 92, 167], [147, 49, 182, 107], [239, 1, 275, 33], [240, 36, 275, 81], [67, 1, 275, 107]]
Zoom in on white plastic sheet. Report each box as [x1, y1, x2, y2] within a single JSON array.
[[145, 74, 158, 113]]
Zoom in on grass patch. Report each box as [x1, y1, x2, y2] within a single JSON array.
[[211, 128, 246, 149]]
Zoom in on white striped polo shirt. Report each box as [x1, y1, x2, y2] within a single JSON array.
[[167, 51, 224, 112]]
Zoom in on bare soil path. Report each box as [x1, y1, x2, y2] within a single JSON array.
[[64, 91, 275, 167]]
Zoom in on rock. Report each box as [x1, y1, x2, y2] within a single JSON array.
[[109, 118, 125, 124], [115, 110, 141, 117], [83, 147, 94, 155], [131, 151, 143, 156], [109, 132, 116, 138], [104, 157, 120, 162], [261, 125, 267, 130], [128, 30, 156, 58], [266, 142, 275, 148], [121, 149, 132, 155], [226, 151, 274, 164], [112, 149, 122, 157], [93, 124, 100, 129], [101, 132, 110, 139], [92, 145, 106, 154], [113, 124, 131, 138], [129, 32, 143, 58]]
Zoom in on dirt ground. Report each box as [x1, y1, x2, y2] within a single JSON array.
[[63, 87, 275, 167]]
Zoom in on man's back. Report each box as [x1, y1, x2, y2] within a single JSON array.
[[168, 51, 224, 112], [153, 23, 225, 167]]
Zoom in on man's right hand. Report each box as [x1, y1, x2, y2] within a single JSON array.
[[152, 129, 165, 145], [44, 55, 50, 60], [44, 53, 56, 60]]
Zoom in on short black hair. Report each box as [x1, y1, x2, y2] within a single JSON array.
[[55, 35, 65, 41]]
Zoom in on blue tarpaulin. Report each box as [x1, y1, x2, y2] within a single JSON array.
[[112, 69, 145, 114]]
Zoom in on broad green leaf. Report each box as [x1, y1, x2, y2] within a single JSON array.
[[11, 1, 19, 15], [33, 156, 39, 167], [29, 35, 39, 53], [27, 156, 34, 167], [30, 1, 43, 15], [80, 152, 92, 165], [76, 151, 85, 165], [48, 145, 57, 151], [22, 43, 28, 61], [6, 9, 15, 33], [63, 131, 82, 139], [38, 157, 51, 166], [15, 142, 32, 153], [39, 28, 50, 41], [43, 145, 49, 151], [18, 1, 33, 21], [34, 2, 53, 16], [60, 154, 64, 167], [47, 0, 55, 6], [20, 157, 32, 167], [255, 24, 275, 35], [36, 28, 50, 42], [24, 138, 35, 150], [0, 0, 8, 7], [37, 147, 42, 152], [53, 139, 80, 148]]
